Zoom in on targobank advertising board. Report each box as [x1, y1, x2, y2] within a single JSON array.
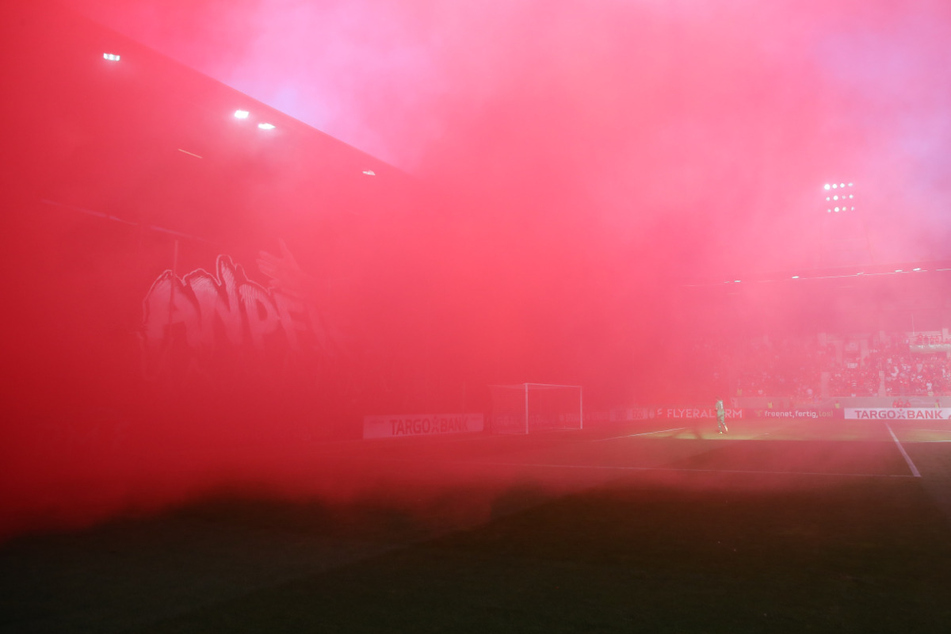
[[363, 413, 485, 439], [845, 408, 951, 420]]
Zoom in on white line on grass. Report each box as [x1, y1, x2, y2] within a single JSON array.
[[593, 427, 687, 441], [885, 422, 922, 478], [467, 461, 917, 479]]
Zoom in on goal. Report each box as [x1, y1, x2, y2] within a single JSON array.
[[489, 383, 583, 434]]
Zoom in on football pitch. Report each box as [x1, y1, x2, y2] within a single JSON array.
[[3, 418, 951, 632]]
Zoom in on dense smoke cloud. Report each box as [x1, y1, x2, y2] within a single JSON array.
[[66, 0, 951, 273], [2, 0, 948, 540], [50, 0, 951, 410]]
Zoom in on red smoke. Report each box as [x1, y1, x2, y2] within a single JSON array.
[[3, 0, 951, 539]]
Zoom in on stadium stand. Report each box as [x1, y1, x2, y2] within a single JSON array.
[[717, 332, 951, 399]]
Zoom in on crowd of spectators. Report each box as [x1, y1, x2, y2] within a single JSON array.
[[729, 338, 823, 400], [877, 350, 951, 396], [721, 333, 951, 398]]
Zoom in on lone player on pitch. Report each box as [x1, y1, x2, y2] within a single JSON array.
[[715, 398, 728, 434]]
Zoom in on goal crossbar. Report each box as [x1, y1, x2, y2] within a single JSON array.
[[489, 383, 584, 434]]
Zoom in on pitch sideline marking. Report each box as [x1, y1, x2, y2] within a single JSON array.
[[593, 427, 687, 441], [885, 422, 922, 478], [467, 461, 917, 479]]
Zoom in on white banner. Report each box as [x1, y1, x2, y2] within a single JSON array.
[[758, 409, 836, 420], [655, 407, 743, 419], [585, 408, 653, 423], [844, 407, 951, 420], [363, 413, 485, 439], [909, 344, 951, 353]]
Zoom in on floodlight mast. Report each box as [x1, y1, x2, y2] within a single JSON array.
[[819, 181, 875, 267]]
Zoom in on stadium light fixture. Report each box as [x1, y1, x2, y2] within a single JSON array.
[[362, 169, 376, 176], [824, 184, 831, 190], [792, 275, 800, 279], [258, 122, 276, 130], [103, 53, 121, 61], [234, 110, 250, 119]]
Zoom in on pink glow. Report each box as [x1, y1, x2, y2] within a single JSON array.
[[2, 0, 951, 539]]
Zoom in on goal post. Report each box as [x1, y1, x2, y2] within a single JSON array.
[[489, 383, 583, 434]]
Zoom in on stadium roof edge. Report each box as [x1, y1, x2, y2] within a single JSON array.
[[680, 259, 951, 288]]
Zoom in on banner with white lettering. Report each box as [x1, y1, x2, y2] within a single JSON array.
[[754, 409, 837, 420], [363, 413, 485, 439], [844, 408, 951, 420], [585, 408, 654, 423], [654, 407, 743, 419]]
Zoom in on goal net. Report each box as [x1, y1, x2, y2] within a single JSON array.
[[489, 383, 583, 434]]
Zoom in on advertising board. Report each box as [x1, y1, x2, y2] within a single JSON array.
[[363, 413, 485, 439]]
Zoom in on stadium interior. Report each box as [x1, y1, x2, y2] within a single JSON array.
[[2, 1, 951, 631]]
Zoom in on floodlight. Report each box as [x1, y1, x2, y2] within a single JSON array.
[[362, 170, 376, 176], [792, 275, 800, 279], [824, 184, 831, 190], [234, 110, 250, 119], [833, 195, 839, 200], [103, 53, 120, 61], [258, 122, 275, 130], [840, 183, 845, 187], [832, 184, 838, 189]]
